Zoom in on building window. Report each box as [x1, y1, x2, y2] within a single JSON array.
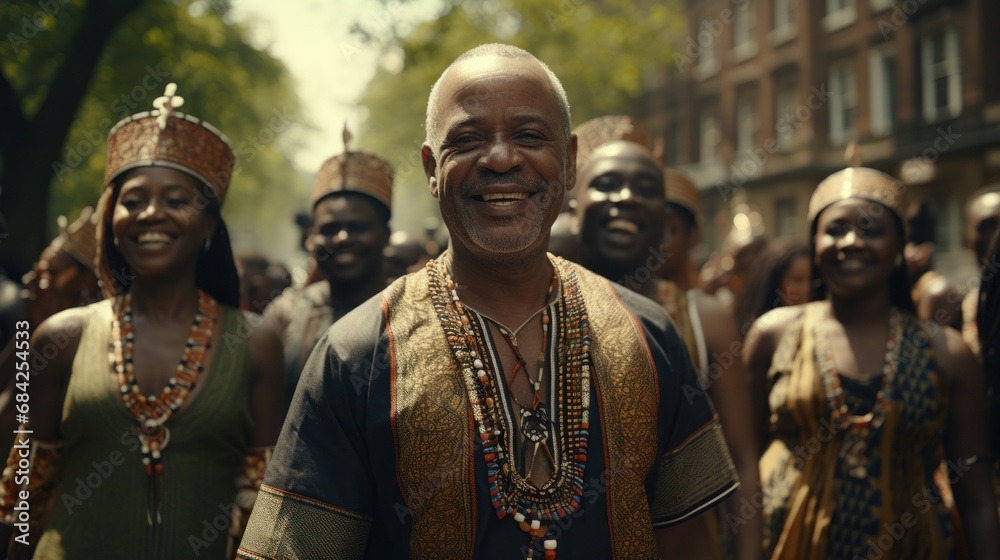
[[736, 90, 757, 156], [822, 0, 856, 33], [699, 106, 720, 163], [869, 47, 896, 136], [775, 196, 798, 237], [667, 121, 679, 165], [774, 76, 798, 150], [869, 0, 894, 12], [921, 26, 962, 121], [731, 0, 757, 63], [694, 14, 720, 80], [828, 58, 857, 145], [770, 0, 797, 45]]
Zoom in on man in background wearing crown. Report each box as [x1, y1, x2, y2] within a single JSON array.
[[262, 130, 393, 405], [573, 116, 761, 560]]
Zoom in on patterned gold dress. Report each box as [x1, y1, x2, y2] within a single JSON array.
[[761, 302, 955, 560]]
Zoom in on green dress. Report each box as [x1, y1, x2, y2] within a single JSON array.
[[35, 299, 254, 559]]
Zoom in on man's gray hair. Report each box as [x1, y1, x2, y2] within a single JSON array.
[[424, 44, 572, 154]]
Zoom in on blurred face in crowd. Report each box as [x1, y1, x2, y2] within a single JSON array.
[[813, 198, 903, 300], [778, 254, 811, 306], [965, 190, 1000, 262], [422, 55, 576, 264], [112, 167, 217, 280], [661, 204, 697, 282], [577, 141, 666, 272], [310, 193, 389, 287]]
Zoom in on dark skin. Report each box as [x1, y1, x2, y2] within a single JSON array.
[[965, 189, 1000, 263], [309, 194, 390, 308], [6, 167, 285, 557], [744, 199, 1000, 559], [421, 55, 714, 558], [576, 140, 666, 296], [577, 157, 761, 560]]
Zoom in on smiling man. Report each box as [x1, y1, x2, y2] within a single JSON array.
[[239, 44, 736, 560], [261, 140, 393, 404]]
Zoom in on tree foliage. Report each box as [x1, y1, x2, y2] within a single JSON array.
[[354, 0, 683, 232], [0, 0, 305, 274]]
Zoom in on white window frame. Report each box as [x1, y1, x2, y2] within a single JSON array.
[[822, 0, 857, 33], [769, 0, 797, 45], [774, 77, 798, 150], [869, 46, 896, 137], [921, 26, 962, 121], [828, 58, 857, 146], [736, 91, 756, 156], [869, 0, 894, 13], [731, 0, 757, 64], [700, 107, 720, 163], [694, 16, 720, 80]]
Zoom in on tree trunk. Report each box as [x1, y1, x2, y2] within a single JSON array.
[[0, 0, 145, 279]]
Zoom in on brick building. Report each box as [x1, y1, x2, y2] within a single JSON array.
[[637, 0, 1000, 283]]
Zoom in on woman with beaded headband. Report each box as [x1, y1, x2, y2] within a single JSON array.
[[0, 84, 285, 559], [744, 167, 999, 559]]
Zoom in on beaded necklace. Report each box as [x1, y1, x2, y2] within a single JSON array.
[[427, 256, 591, 560], [110, 289, 217, 524], [815, 306, 901, 479]]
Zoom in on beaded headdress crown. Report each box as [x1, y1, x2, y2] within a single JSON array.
[[54, 206, 98, 272], [663, 168, 703, 226], [104, 83, 236, 202], [311, 124, 393, 214], [807, 167, 907, 226], [573, 115, 657, 173]]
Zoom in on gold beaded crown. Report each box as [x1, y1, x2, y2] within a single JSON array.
[[311, 125, 393, 213], [104, 83, 236, 202], [807, 167, 907, 226], [573, 115, 655, 173], [54, 206, 98, 272], [664, 168, 703, 226]]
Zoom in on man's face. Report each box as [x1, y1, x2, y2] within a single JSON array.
[[965, 192, 1000, 262], [310, 194, 389, 287], [661, 205, 695, 281], [577, 141, 665, 271], [421, 56, 576, 263]]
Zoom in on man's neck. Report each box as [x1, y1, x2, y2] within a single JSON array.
[[444, 245, 555, 327], [327, 269, 386, 310], [582, 256, 658, 299]]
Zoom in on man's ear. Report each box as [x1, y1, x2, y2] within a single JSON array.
[[421, 144, 439, 198], [564, 133, 578, 193]]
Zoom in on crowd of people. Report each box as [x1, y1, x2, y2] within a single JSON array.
[[0, 43, 997, 559]]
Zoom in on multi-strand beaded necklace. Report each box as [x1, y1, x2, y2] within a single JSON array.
[[110, 289, 217, 524], [815, 306, 901, 479], [427, 256, 591, 559]]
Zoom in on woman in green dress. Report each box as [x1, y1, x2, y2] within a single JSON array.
[[0, 84, 284, 559]]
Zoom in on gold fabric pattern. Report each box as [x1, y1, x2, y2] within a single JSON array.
[[574, 265, 659, 558], [237, 484, 371, 560], [650, 419, 735, 522], [384, 271, 475, 559]]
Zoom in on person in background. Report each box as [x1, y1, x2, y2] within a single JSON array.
[[236, 253, 290, 314], [975, 228, 1000, 519], [574, 115, 760, 560], [745, 167, 999, 559], [735, 238, 810, 336], [262, 129, 393, 406], [962, 185, 1000, 358], [905, 198, 963, 330], [0, 83, 284, 559]]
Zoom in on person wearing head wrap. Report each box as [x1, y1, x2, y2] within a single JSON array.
[[744, 167, 999, 559], [573, 115, 761, 560], [0, 84, 285, 559], [262, 127, 393, 405]]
